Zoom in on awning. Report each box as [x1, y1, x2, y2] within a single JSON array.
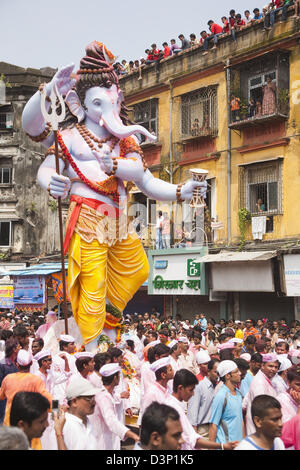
[[202, 251, 277, 292], [200, 251, 277, 263], [0, 262, 68, 277]]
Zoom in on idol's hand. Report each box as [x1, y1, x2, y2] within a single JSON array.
[[92, 150, 114, 175], [49, 173, 71, 199], [48, 64, 76, 97], [180, 179, 208, 201]]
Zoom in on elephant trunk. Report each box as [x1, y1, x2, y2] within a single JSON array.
[[101, 112, 157, 142]]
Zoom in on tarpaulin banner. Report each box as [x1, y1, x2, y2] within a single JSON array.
[[13, 275, 45, 305], [0, 285, 14, 309]]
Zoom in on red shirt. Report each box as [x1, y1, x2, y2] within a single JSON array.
[[163, 46, 171, 58], [152, 49, 160, 61], [237, 19, 245, 27], [223, 20, 230, 33], [229, 16, 236, 27], [210, 23, 223, 35]]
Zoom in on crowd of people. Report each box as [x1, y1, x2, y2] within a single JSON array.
[[113, 2, 299, 80], [0, 307, 300, 451]]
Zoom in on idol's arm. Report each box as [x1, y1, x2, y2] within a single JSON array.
[[134, 169, 207, 202]]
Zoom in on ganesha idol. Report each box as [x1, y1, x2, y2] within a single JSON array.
[[22, 41, 207, 352]]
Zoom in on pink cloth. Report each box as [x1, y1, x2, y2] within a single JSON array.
[[140, 361, 156, 399], [243, 370, 277, 435], [91, 387, 128, 450], [140, 381, 171, 418], [35, 323, 51, 339], [168, 394, 199, 450], [277, 391, 299, 423], [282, 413, 300, 450]]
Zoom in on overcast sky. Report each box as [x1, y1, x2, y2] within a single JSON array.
[[1, 0, 266, 70]]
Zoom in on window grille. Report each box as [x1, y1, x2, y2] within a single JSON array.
[[181, 86, 218, 139], [240, 160, 282, 215], [0, 168, 12, 184], [133, 99, 158, 144]]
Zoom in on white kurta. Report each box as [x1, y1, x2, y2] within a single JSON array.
[[63, 412, 98, 450], [92, 387, 129, 450], [51, 353, 77, 404]]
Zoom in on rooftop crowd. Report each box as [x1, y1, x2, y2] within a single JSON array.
[[113, 1, 299, 80], [0, 307, 300, 450]]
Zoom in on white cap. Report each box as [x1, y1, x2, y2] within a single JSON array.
[[196, 350, 211, 364], [99, 363, 121, 377], [289, 349, 300, 365], [59, 334, 75, 343], [74, 352, 94, 359], [168, 340, 178, 349], [276, 339, 287, 344], [217, 342, 235, 351], [66, 375, 98, 400], [217, 360, 237, 378], [150, 356, 171, 373], [240, 353, 251, 362], [277, 356, 292, 372], [34, 350, 51, 361], [229, 338, 243, 344], [17, 349, 32, 367], [235, 320, 241, 324], [46, 311, 57, 316], [178, 336, 189, 344]]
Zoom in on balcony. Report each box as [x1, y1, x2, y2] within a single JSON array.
[[229, 92, 289, 130], [228, 51, 290, 131]]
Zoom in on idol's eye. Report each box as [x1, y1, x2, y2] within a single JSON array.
[[93, 99, 101, 106]]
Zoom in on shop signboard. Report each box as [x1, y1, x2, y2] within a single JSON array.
[[284, 254, 300, 296], [148, 248, 208, 296]]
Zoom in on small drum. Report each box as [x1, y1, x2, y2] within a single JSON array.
[[189, 168, 208, 208]]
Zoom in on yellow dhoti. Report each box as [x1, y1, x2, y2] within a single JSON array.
[[66, 197, 149, 345]]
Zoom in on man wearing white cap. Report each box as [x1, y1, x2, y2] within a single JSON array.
[[0, 349, 52, 430], [177, 336, 199, 376], [209, 360, 243, 445], [195, 350, 211, 382], [92, 363, 139, 449], [243, 353, 279, 435], [74, 352, 95, 380], [57, 375, 98, 450], [140, 356, 174, 419], [272, 356, 292, 395], [51, 335, 77, 405], [34, 350, 53, 394]]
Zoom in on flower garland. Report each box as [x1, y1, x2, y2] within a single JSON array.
[[57, 131, 120, 203], [122, 358, 136, 380]]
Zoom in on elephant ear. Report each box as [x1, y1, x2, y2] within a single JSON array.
[[65, 90, 85, 123]]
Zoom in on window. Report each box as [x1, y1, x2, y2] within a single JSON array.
[[133, 99, 158, 144], [0, 112, 13, 129], [181, 86, 218, 139], [240, 160, 282, 215], [0, 168, 12, 184], [0, 221, 12, 246]]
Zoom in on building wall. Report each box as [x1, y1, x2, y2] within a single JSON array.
[[122, 13, 300, 248], [0, 63, 64, 262]]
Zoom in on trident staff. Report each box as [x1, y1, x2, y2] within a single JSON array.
[[40, 84, 69, 334]]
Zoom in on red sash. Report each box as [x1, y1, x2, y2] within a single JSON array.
[[63, 195, 122, 254]]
